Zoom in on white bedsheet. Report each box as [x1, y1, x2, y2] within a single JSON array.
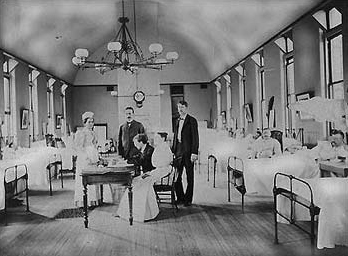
[[243, 154, 320, 196], [277, 178, 348, 249]]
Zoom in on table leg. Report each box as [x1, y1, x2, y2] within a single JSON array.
[[83, 184, 88, 228], [128, 184, 133, 226], [100, 184, 104, 205]]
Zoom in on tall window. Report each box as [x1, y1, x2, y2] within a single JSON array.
[[236, 65, 246, 129], [3, 60, 12, 143], [275, 32, 295, 134], [322, 7, 343, 130], [29, 71, 34, 141], [47, 78, 55, 134], [253, 51, 266, 129], [61, 84, 68, 136], [29, 70, 39, 141], [2, 58, 18, 144]]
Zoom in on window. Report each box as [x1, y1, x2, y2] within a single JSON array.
[[259, 52, 266, 129], [2, 59, 14, 144], [252, 51, 266, 129], [61, 84, 68, 136], [47, 78, 55, 134], [238, 66, 246, 129], [321, 7, 343, 131], [328, 7, 342, 29], [276, 32, 295, 133], [285, 56, 295, 132], [29, 70, 39, 141]]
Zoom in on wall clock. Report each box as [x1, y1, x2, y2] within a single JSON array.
[[133, 90, 145, 108]]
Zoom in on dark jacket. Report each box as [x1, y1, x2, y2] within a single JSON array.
[[127, 144, 155, 173], [118, 120, 145, 159], [172, 114, 199, 156]]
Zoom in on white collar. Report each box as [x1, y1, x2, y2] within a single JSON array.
[[180, 114, 187, 120]]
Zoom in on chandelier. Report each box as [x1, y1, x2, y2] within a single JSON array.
[[72, 0, 179, 74]]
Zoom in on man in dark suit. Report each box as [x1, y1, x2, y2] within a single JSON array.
[[128, 133, 155, 174], [118, 106, 145, 160], [172, 100, 199, 206]]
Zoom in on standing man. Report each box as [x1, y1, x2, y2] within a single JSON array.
[[172, 100, 199, 206], [118, 106, 145, 160]]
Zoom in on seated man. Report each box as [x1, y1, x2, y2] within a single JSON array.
[[252, 128, 282, 158], [127, 133, 155, 174], [330, 129, 348, 158]]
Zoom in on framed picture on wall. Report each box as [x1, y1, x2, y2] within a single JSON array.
[[21, 109, 29, 130], [56, 114, 62, 129]]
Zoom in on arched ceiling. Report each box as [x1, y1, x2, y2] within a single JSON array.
[[0, 0, 323, 84]]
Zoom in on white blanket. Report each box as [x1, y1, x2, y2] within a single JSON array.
[[243, 154, 320, 196]]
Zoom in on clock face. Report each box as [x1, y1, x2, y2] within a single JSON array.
[[133, 91, 145, 103]]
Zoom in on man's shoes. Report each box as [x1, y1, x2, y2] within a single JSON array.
[[184, 202, 192, 207]]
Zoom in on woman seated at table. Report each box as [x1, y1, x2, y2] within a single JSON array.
[[251, 128, 282, 158], [117, 133, 173, 222], [127, 133, 155, 175], [74, 111, 101, 208]]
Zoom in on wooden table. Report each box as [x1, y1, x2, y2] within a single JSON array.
[[319, 160, 348, 177], [81, 164, 134, 228]]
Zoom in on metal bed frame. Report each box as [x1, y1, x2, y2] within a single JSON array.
[[207, 154, 217, 188], [3, 164, 29, 224], [46, 153, 62, 196], [227, 156, 246, 212], [273, 172, 320, 244]]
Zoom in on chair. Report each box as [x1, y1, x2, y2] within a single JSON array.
[[207, 154, 217, 188], [227, 156, 246, 212], [59, 155, 77, 188], [271, 130, 283, 152], [153, 165, 178, 212]]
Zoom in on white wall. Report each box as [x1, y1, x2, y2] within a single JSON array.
[[72, 86, 119, 141]]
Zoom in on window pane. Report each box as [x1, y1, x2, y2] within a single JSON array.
[[260, 55, 264, 67], [329, 8, 342, 29], [286, 62, 295, 95], [287, 38, 293, 52], [261, 71, 265, 100], [4, 77, 10, 112], [3, 61, 8, 73], [330, 35, 343, 82], [332, 82, 344, 99]]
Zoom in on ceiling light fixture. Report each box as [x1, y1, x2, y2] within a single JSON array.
[[72, 0, 179, 74]]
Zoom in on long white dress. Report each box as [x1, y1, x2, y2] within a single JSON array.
[[117, 142, 173, 222], [74, 128, 101, 207]]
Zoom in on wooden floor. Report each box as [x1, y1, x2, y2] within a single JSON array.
[[1, 166, 347, 256]]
